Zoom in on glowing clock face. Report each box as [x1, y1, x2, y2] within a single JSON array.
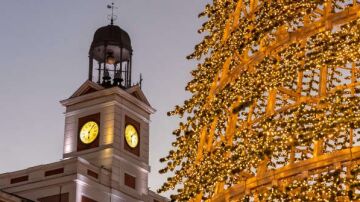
[[125, 124, 139, 148], [79, 121, 99, 144]]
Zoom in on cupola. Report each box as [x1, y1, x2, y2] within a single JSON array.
[[88, 10, 133, 89]]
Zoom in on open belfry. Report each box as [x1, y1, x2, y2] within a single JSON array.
[[0, 6, 167, 202], [159, 0, 360, 201]]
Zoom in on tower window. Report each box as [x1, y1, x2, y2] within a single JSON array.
[[81, 196, 97, 202], [38, 193, 69, 202], [124, 173, 136, 189], [87, 169, 98, 179], [10, 175, 28, 184], [45, 167, 64, 177]]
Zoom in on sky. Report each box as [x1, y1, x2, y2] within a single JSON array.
[[0, 0, 210, 196]]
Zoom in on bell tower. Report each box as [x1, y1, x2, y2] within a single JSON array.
[[59, 8, 159, 201], [88, 4, 133, 89]]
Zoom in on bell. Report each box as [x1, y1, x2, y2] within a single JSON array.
[[106, 52, 116, 64]]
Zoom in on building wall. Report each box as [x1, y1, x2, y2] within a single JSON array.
[[0, 86, 167, 202]]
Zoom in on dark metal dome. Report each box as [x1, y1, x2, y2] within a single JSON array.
[[90, 25, 132, 51], [88, 24, 134, 89], [89, 24, 132, 64]]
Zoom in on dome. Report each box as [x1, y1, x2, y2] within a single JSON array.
[[89, 25, 132, 63], [90, 25, 132, 50]]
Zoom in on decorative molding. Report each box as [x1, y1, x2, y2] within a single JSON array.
[[69, 80, 104, 99], [60, 85, 155, 114], [113, 153, 150, 173]]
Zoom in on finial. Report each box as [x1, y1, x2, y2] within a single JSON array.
[[139, 74, 143, 89], [107, 2, 118, 25]]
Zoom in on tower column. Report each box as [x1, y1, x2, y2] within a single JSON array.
[[88, 53, 93, 81]]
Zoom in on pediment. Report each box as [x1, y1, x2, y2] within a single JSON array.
[[69, 80, 104, 98], [126, 85, 151, 106], [65, 82, 152, 110]]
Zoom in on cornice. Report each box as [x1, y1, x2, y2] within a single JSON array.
[[60, 87, 156, 114]]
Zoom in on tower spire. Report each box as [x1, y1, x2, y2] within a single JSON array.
[[107, 2, 118, 25]]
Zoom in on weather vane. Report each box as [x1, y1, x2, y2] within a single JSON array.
[[107, 2, 118, 25]]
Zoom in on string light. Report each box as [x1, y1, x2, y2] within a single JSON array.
[[159, 1, 360, 201]]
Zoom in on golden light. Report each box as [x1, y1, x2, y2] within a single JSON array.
[[106, 52, 116, 65], [159, 1, 360, 201]]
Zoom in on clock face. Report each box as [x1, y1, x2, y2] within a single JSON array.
[[125, 124, 139, 148], [79, 121, 99, 144]]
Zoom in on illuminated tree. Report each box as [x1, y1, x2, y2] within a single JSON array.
[[159, 0, 360, 201]]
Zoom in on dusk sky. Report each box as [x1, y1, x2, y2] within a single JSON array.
[[0, 0, 210, 196]]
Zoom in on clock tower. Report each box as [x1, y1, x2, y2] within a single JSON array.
[[0, 12, 167, 202], [60, 20, 157, 200]]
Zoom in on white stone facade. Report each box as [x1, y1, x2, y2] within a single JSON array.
[[0, 82, 168, 202]]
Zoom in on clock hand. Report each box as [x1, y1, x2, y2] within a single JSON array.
[[87, 131, 90, 140], [88, 123, 96, 140], [89, 123, 96, 131]]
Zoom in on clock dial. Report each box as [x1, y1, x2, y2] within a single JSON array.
[[125, 124, 139, 148], [79, 121, 99, 144]]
